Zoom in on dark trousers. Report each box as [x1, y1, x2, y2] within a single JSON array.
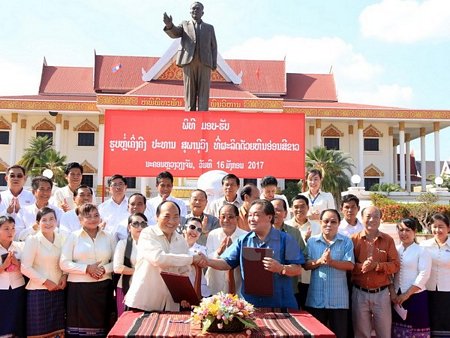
[[306, 307, 348, 338], [182, 55, 212, 111]]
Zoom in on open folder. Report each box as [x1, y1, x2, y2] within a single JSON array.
[[160, 271, 200, 306], [243, 247, 274, 296]]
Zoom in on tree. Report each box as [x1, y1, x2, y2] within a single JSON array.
[[18, 136, 67, 187], [305, 146, 355, 207]]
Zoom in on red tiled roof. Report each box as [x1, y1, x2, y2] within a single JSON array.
[[94, 55, 158, 93], [128, 80, 256, 98], [284, 73, 337, 102], [39, 65, 95, 95], [225, 59, 286, 95]]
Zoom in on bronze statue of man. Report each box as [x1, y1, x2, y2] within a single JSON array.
[[163, 2, 217, 111]]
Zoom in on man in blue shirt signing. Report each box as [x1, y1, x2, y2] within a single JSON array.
[[205, 199, 304, 309]]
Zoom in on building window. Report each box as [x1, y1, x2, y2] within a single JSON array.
[[364, 177, 380, 190], [0, 131, 9, 144], [0, 173, 6, 186], [36, 131, 54, 144], [125, 177, 137, 189], [78, 133, 95, 146], [324, 137, 340, 150], [364, 138, 379, 151], [81, 175, 94, 188]]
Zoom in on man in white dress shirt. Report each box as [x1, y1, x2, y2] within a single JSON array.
[[17, 176, 63, 241], [98, 174, 129, 241], [50, 162, 84, 212], [207, 173, 242, 217], [338, 194, 364, 237], [206, 204, 247, 295], [0, 165, 35, 240], [59, 185, 93, 234], [148, 171, 187, 218]]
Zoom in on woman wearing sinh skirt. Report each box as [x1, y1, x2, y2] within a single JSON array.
[[21, 207, 67, 338], [389, 218, 431, 337], [60, 203, 115, 338], [421, 213, 450, 337], [0, 216, 26, 337]]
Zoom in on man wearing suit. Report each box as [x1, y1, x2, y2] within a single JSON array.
[[163, 2, 217, 111]]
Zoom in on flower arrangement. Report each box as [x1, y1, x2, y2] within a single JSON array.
[[191, 292, 257, 333]]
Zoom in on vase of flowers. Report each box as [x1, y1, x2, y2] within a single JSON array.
[[191, 292, 257, 333]]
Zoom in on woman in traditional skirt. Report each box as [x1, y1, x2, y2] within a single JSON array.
[[389, 218, 431, 337], [421, 213, 450, 337], [21, 207, 67, 338], [0, 215, 26, 337], [113, 212, 147, 316], [60, 203, 115, 338]]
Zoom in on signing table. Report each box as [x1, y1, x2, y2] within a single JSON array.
[[107, 310, 335, 338]]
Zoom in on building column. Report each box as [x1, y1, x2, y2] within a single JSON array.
[[399, 122, 406, 189], [405, 133, 411, 192], [315, 119, 322, 147], [357, 120, 364, 180], [434, 122, 441, 178], [420, 128, 426, 191], [9, 113, 18, 165], [54, 114, 62, 152], [393, 137, 398, 184], [141, 177, 150, 197], [388, 127, 394, 184], [97, 115, 105, 195]]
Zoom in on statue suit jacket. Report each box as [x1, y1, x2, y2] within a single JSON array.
[[164, 20, 217, 70]]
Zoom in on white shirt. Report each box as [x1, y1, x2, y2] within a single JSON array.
[[1, 189, 36, 240], [286, 218, 321, 284], [188, 243, 210, 297], [207, 195, 243, 218], [421, 237, 450, 291], [338, 218, 364, 237], [205, 227, 248, 296], [98, 197, 129, 241], [394, 242, 431, 293], [114, 209, 157, 242], [113, 238, 137, 288], [301, 190, 335, 232], [125, 226, 193, 312], [148, 195, 187, 218], [21, 231, 66, 290], [59, 210, 81, 234], [16, 203, 64, 241], [60, 228, 115, 283], [0, 241, 25, 290], [50, 185, 97, 210], [51, 185, 76, 210]]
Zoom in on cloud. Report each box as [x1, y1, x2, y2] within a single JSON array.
[[360, 0, 450, 43], [338, 84, 413, 107], [0, 59, 41, 95]]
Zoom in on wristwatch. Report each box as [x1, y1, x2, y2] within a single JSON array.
[[280, 265, 287, 275]]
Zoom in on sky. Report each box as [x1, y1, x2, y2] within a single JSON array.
[[0, 0, 449, 160]]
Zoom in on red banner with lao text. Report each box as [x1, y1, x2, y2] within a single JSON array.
[[104, 110, 305, 178]]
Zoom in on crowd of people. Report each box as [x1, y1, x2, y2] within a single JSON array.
[[0, 163, 449, 338]]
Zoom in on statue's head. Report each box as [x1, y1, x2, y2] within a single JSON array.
[[190, 2, 204, 21]]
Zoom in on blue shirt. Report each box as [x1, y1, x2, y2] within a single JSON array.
[[221, 227, 305, 309], [305, 233, 354, 309]]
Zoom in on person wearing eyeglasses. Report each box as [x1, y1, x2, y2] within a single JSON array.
[[205, 204, 248, 296], [113, 212, 148, 317], [0, 165, 35, 240], [184, 217, 210, 298], [98, 174, 129, 242], [60, 203, 115, 337]]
